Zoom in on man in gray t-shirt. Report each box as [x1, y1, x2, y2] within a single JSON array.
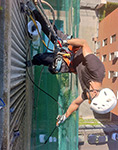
[[56, 38, 116, 125], [71, 48, 105, 100], [26, 2, 117, 124]]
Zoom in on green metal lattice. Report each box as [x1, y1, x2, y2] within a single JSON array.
[[31, 0, 80, 150]]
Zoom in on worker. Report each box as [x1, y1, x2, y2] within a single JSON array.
[[26, 1, 117, 125], [56, 39, 117, 126]]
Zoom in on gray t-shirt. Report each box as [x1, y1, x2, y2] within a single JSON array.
[[72, 50, 105, 99]]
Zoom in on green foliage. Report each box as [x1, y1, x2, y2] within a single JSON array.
[[99, 2, 118, 22], [0, 6, 3, 10], [105, 2, 118, 16], [57, 73, 69, 88], [79, 118, 102, 126], [99, 6, 106, 22]]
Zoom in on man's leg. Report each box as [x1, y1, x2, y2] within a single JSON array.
[[32, 52, 55, 66], [26, 52, 55, 67], [26, 1, 69, 72]]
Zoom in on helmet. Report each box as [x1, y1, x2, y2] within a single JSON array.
[[90, 88, 117, 114], [27, 20, 41, 41]]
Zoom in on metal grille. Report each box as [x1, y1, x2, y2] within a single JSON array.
[[9, 0, 26, 149]]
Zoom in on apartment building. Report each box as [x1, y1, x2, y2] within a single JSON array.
[[96, 8, 118, 120]]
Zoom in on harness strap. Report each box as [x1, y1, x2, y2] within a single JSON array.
[[62, 45, 80, 73]]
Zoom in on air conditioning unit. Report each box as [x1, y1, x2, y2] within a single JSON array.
[[114, 51, 118, 59], [113, 72, 118, 78]]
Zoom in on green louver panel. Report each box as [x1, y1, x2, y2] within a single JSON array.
[[31, 0, 80, 150]]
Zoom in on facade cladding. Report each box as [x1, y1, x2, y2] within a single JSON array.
[[1, 0, 33, 150], [96, 8, 118, 119]]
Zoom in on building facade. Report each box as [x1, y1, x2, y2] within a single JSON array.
[[96, 8, 118, 120], [0, 0, 33, 149]]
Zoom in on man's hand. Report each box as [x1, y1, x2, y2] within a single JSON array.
[[56, 114, 67, 126]]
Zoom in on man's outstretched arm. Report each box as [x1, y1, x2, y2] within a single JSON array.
[[66, 38, 93, 57], [56, 95, 84, 126], [65, 95, 84, 118]]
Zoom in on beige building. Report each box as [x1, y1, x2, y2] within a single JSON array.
[[79, 0, 118, 119]]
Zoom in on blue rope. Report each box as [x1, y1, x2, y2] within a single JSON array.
[[0, 98, 5, 108]]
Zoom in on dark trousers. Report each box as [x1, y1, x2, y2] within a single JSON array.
[[31, 9, 68, 68], [32, 52, 55, 66]]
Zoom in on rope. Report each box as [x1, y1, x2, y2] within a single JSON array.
[[26, 45, 64, 114], [37, 0, 56, 36], [24, 2, 64, 145], [41, 0, 55, 27]]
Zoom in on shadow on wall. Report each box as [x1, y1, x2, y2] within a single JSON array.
[[79, 100, 110, 120], [79, 100, 95, 119], [93, 112, 110, 120]]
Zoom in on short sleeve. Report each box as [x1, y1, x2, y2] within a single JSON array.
[[85, 54, 105, 83]]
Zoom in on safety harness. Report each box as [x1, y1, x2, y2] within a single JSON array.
[[20, 1, 75, 74], [51, 43, 76, 73]]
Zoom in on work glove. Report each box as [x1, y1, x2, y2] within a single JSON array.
[[56, 114, 67, 126]]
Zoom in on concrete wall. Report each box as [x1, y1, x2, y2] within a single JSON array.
[[78, 0, 100, 119], [78, 0, 118, 119], [79, 9, 99, 51], [79, 0, 118, 120]]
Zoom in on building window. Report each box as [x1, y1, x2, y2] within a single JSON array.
[[102, 54, 107, 62], [109, 51, 118, 61], [113, 72, 118, 78], [109, 52, 114, 61], [117, 91, 118, 99], [102, 38, 107, 47], [108, 71, 114, 79], [96, 41, 101, 49], [108, 71, 118, 78], [110, 34, 116, 44], [114, 51, 118, 59]]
